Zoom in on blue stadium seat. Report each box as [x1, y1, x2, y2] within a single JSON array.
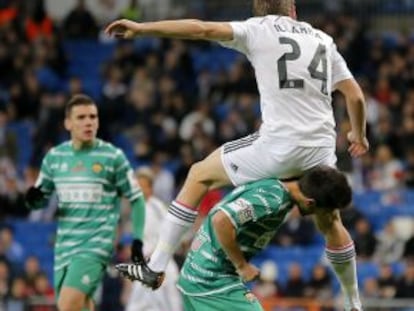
[[357, 261, 379, 285], [63, 40, 115, 62], [35, 67, 63, 92], [81, 78, 103, 101]]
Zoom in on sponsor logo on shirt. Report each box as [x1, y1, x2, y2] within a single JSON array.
[[72, 161, 86, 172], [228, 198, 256, 224], [56, 183, 103, 203]]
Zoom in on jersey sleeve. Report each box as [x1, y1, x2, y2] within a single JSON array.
[[218, 185, 286, 229], [218, 18, 258, 55], [331, 43, 354, 88], [114, 150, 143, 202], [35, 152, 55, 196]]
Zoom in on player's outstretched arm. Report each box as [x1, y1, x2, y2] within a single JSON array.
[[105, 19, 233, 41], [212, 210, 260, 282], [335, 79, 369, 158]]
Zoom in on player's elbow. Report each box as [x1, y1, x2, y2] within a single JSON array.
[[346, 90, 365, 107], [212, 211, 226, 227], [194, 22, 232, 41], [337, 79, 365, 105], [182, 20, 212, 39], [212, 211, 233, 231]]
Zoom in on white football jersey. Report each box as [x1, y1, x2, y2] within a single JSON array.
[[220, 15, 353, 147]]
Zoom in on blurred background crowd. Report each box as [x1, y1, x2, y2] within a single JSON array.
[[0, 0, 414, 310]]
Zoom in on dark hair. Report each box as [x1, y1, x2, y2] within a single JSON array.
[[65, 94, 96, 117], [253, 0, 295, 16], [298, 166, 352, 210]]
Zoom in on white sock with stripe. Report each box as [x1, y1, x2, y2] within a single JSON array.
[[148, 200, 197, 272], [326, 242, 362, 311]]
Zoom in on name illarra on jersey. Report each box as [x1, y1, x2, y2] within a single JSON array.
[[273, 22, 323, 39]]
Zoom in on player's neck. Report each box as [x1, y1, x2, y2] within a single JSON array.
[[282, 181, 303, 202], [71, 139, 96, 150]]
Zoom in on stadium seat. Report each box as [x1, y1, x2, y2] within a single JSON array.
[[357, 261, 380, 285]]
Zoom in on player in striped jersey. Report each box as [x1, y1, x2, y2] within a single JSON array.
[[118, 166, 356, 310], [25, 94, 149, 311]]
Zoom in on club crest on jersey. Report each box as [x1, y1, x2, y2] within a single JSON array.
[[92, 162, 103, 174], [229, 198, 256, 224]]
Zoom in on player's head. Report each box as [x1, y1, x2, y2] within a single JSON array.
[[135, 167, 154, 199], [64, 94, 99, 145], [296, 166, 352, 215], [253, 0, 297, 18]]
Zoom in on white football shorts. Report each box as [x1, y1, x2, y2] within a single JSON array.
[[221, 132, 337, 186]]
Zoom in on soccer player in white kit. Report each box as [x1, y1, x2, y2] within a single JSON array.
[[124, 167, 182, 311], [106, 1, 368, 310]]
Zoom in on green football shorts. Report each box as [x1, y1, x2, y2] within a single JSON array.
[[54, 257, 106, 299], [182, 287, 264, 311]]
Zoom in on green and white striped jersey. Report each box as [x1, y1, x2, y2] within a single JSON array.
[[32, 139, 143, 271], [177, 178, 293, 296]]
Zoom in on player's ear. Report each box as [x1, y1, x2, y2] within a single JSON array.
[[304, 198, 316, 209], [64, 117, 71, 131], [291, 4, 297, 19]]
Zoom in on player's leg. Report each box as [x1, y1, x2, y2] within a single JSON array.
[[315, 210, 362, 311], [137, 136, 305, 287], [301, 147, 361, 310], [58, 287, 90, 311], [55, 267, 87, 311], [147, 143, 238, 273], [148, 132, 275, 273], [56, 257, 105, 311], [85, 298, 95, 311], [148, 147, 230, 273]]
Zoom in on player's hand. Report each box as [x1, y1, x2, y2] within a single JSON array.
[[236, 263, 260, 282], [131, 239, 145, 264], [25, 186, 45, 204], [105, 19, 138, 39], [347, 132, 369, 157]]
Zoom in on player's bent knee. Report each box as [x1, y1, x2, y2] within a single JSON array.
[[57, 300, 83, 311], [57, 301, 82, 311], [57, 287, 87, 311]]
